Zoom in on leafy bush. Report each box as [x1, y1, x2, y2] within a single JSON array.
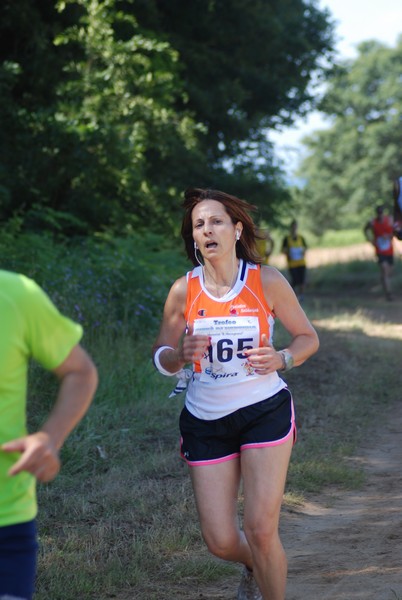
[[0, 231, 189, 340]]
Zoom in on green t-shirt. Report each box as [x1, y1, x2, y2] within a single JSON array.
[[0, 270, 83, 527]]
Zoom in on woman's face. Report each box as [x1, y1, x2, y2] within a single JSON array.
[[192, 199, 241, 261]]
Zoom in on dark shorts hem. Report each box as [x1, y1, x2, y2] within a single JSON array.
[[179, 388, 295, 466], [377, 254, 393, 265]]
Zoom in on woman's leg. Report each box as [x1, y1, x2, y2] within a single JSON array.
[[189, 459, 253, 567], [241, 438, 293, 600]]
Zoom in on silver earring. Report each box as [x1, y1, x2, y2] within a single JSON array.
[[236, 230, 240, 241]]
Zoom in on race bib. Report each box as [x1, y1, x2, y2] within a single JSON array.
[[193, 316, 260, 385], [377, 236, 391, 251], [289, 247, 304, 261]]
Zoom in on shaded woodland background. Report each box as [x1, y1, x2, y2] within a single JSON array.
[[1, 0, 335, 237], [2, 1, 402, 248]]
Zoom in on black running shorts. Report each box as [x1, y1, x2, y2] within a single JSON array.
[[179, 388, 295, 466], [377, 254, 394, 265]]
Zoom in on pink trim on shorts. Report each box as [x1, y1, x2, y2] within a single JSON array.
[[241, 420, 296, 451], [181, 450, 240, 467], [179, 395, 296, 466], [241, 398, 297, 450]]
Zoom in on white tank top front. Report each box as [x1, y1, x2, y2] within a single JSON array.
[[184, 261, 286, 420]]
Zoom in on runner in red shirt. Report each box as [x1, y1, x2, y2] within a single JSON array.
[[364, 205, 394, 300]]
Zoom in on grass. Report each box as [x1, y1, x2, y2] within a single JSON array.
[[2, 232, 401, 598], [276, 300, 401, 496], [33, 296, 402, 599], [308, 227, 367, 248]]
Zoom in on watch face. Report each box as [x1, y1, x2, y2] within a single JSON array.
[[284, 351, 294, 370]]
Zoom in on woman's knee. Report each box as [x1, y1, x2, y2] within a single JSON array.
[[201, 527, 240, 560], [243, 519, 278, 553]]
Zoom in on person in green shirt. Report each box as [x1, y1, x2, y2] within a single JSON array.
[[0, 270, 98, 600]]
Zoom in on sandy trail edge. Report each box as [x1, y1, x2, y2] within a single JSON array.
[[270, 240, 402, 270]]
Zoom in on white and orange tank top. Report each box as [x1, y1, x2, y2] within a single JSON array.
[[184, 260, 286, 420]]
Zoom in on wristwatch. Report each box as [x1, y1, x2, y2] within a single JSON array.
[[279, 349, 294, 372]]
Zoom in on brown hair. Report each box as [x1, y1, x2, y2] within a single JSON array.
[[181, 188, 262, 266]]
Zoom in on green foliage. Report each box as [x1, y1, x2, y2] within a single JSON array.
[[312, 227, 365, 247], [0, 230, 189, 340], [295, 227, 366, 248], [131, 0, 336, 223], [133, 0, 335, 139], [296, 37, 402, 233], [52, 0, 203, 232], [0, 0, 335, 236]]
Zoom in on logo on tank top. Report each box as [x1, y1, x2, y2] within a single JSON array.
[[198, 309, 207, 316], [229, 303, 246, 315]]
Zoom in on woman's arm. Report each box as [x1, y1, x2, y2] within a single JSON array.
[[152, 276, 211, 375], [262, 266, 319, 368], [152, 276, 188, 374]]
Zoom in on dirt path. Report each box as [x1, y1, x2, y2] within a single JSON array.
[[278, 246, 402, 600], [270, 240, 402, 269], [282, 401, 402, 600]]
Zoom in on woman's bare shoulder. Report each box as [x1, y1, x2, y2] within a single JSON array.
[[260, 264, 295, 310], [167, 273, 188, 303], [260, 265, 286, 284]]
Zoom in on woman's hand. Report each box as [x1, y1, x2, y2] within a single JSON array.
[[243, 333, 282, 374], [181, 325, 211, 363]]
